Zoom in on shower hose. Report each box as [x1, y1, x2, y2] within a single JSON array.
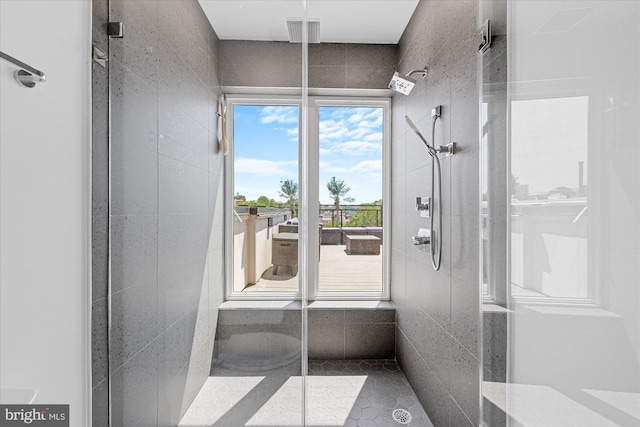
[[430, 115, 442, 271]]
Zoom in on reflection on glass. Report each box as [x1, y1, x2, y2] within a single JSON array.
[[500, 1, 640, 426], [233, 104, 300, 293], [318, 106, 383, 293], [511, 96, 589, 301]]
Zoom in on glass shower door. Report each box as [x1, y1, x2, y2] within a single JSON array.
[[102, 1, 309, 426], [481, 1, 640, 426]]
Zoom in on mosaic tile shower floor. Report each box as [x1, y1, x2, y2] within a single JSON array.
[[179, 360, 433, 427]]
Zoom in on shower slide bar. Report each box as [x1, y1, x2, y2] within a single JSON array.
[[0, 51, 46, 88]]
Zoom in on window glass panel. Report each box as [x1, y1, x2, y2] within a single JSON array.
[[318, 106, 384, 294], [232, 104, 299, 294]]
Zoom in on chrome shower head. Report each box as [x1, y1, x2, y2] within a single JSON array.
[[388, 72, 417, 95], [388, 67, 428, 95]]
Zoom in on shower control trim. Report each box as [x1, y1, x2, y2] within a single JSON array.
[[416, 196, 430, 218], [435, 142, 456, 157], [412, 228, 431, 246]]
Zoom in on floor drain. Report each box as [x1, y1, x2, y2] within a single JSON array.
[[392, 408, 412, 424]]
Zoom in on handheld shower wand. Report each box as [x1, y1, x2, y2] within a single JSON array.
[[405, 113, 446, 271], [404, 116, 437, 156]]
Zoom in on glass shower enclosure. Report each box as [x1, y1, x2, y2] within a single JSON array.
[[480, 1, 640, 426]]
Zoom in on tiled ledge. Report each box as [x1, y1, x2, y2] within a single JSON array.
[[219, 300, 395, 310], [215, 301, 396, 360]]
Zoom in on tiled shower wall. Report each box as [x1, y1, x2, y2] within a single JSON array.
[[219, 40, 397, 89], [91, 1, 225, 426], [390, 1, 481, 426]]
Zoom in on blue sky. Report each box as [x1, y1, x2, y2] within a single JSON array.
[[234, 105, 383, 205]]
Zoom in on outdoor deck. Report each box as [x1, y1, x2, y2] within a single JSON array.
[[242, 244, 383, 293]]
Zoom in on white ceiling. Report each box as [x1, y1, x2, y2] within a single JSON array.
[[198, 1, 419, 44]]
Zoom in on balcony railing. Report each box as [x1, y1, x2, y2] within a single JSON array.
[[319, 204, 383, 228]]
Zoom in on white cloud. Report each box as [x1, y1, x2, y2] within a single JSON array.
[[323, 159, 382, 175], [318, 107, 383, 148], [364, 132, 383, 142], [260, 106, 298, 124], [347, 113, 364, 123], [352, 160, 383, 174], [319, 148, 332, 155], [235, 158, 296, 176], [332, 140, 381, 156]]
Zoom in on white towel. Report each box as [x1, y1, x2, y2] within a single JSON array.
[[217, 95, 229, 155]]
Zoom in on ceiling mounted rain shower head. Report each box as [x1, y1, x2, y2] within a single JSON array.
[[388, 67, 428, 95]]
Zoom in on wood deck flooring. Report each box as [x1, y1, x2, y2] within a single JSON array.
[[242, 244, 383, 293]]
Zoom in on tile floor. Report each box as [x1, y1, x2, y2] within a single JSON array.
[[179, 360, 432, 427]]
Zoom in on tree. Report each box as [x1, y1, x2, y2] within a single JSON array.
[[326, 177, 355, 211], [279, 179, 298, 217], [256, 195, 279, 207], [345, 204, 382, 227]]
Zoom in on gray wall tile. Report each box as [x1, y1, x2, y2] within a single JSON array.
[[309, 322, 345, 359], [220, 40, 273, 65], [92, 217, 108, 302], [91, 379, 109, 427], [110, 60, 158, 154], [158, 156, 209, 215], [92, 57, 109, 218], [161, 312, 197, 384], [109, 0, 160, 88], [450, 340, 480, 426], [270, 324, 302, 359], [450, 398, 475, 427], [158, 104, 209, 171], [221, 41, 397, 89], [391, 249, 406, 308], [181, 338, 215, 416], [345, 309, 395, 324], [309, 43, 345, 65], [216, 324, 271, 361], [92, 298, 108, 386], [110, 338, 162, 427], [396, 328, 450, 427], [94, 1, 223, 424], [110, 215, 158, 294], [134, 401, 158, 427], [393, 0, 480, 425], [346, 65, 396, 89], [347, 44, 397, 67], [272, 42, 303, 65], [345, 323, 395, 359], [110, 281, 159, 370], [158, 214, 209, 329], [309, 65, 347, 88], [110, 143, 158, 216], [451, 277, 479, 357], [262, 63, 303, 87]]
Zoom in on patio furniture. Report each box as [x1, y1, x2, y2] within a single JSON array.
[[346, 235, 381, 255], [272, 232, 298, 275]]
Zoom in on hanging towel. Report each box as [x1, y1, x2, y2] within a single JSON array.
[[218, 95, 229, 155]]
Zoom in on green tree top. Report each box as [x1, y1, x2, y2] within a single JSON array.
[[279, 179, 298, 217], [326, 177, 355, 210]]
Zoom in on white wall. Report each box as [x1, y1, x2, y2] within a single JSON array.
[[0, 1, 91, 426]]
